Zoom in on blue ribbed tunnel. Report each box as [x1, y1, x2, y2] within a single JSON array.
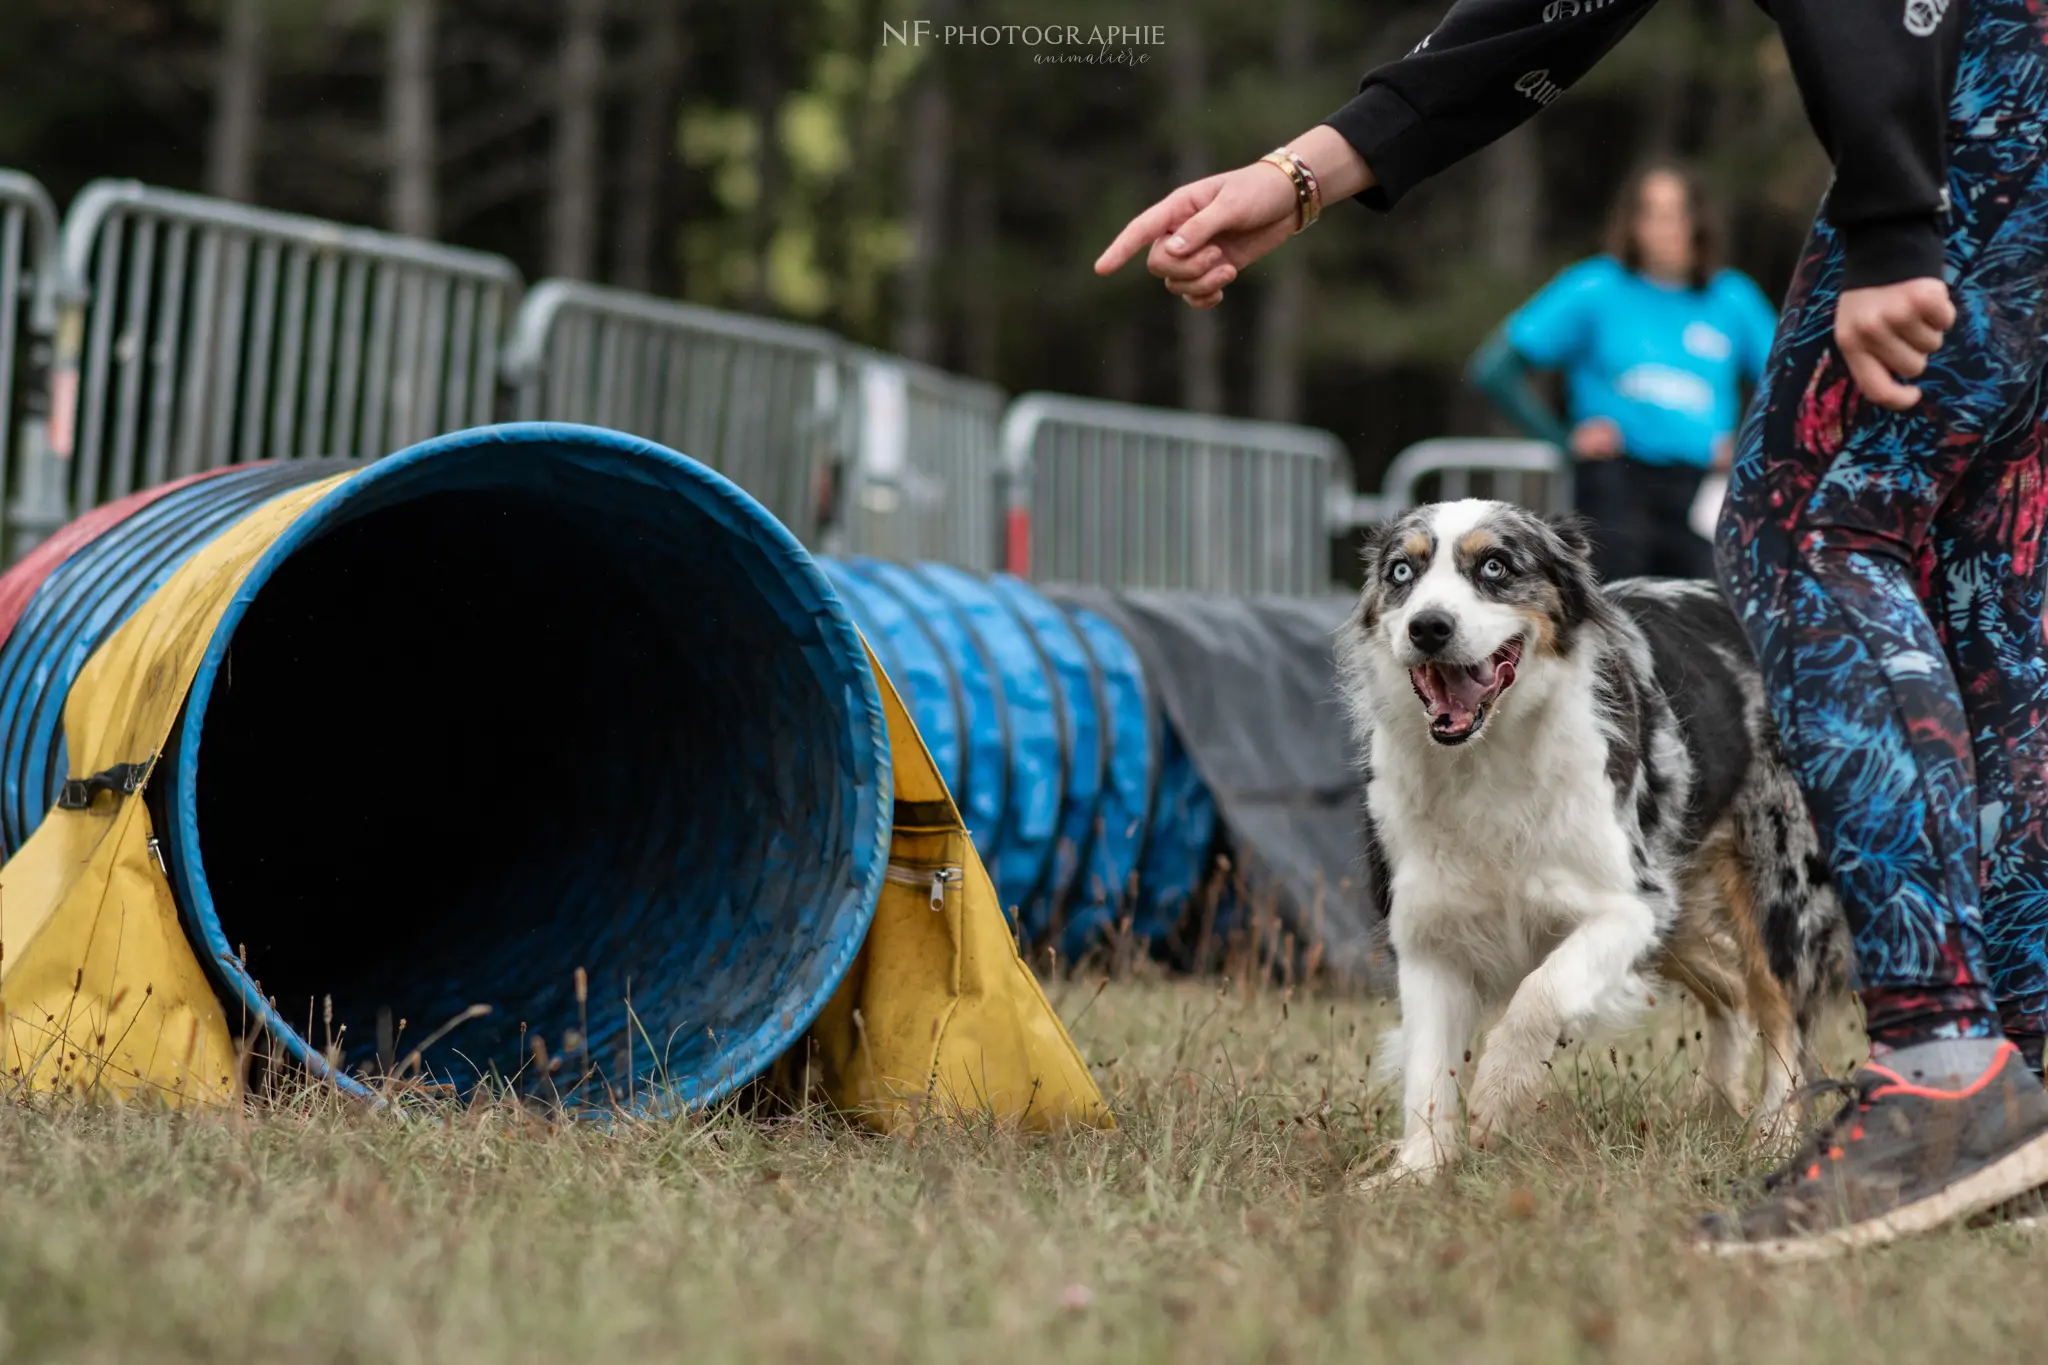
[[824, 559, 1217, 959], [0, 423, 891, 1110]]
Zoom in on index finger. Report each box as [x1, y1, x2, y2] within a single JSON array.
[[1094, 184, 1205, 276]]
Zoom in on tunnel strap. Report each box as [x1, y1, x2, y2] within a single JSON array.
[[891, 798, 956, 829], [55, 757, 155, 811]]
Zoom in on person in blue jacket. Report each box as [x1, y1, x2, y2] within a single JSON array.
[[1468, 163, 1778, 581]]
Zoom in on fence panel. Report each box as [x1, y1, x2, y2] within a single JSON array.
[[1000, 392, 1349, 595], [840, 349, 1006, 569], [0, 171, 61, 561], [48, 180, 521, 516], [1335, 437, 1570, 527], [503, 280, 846, 544]]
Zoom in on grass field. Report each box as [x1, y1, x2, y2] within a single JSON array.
[[0, 971, 2043, 1364]]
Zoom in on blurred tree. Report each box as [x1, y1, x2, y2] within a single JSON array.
[[892, 0, 951, 363], [680, 0, 913, 329], [549, 0, 604, 278], [386, 0, 437, 235], [611, 0, 685, 290], [741, 15, 789, 312], [205, 0, 266, 201]]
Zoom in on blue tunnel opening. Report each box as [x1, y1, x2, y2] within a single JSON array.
[[148, 424, 891, 1109]]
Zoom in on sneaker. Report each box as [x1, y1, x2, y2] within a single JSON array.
[[1693, 1040, 2048, 1261]]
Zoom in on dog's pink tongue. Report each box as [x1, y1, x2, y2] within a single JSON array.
[[1410, 663, 1492, 730]]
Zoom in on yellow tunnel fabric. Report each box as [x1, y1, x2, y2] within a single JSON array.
[[0, 472, 1106, 1129], [0, 475, 346, 1102], [787, 644, 1111, 1131]]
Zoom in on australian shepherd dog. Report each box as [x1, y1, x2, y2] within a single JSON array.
[[1339, 499, 1848, 1184]]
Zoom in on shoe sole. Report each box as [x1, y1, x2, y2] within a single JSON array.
[[1696, 1127, 2048, 1263]]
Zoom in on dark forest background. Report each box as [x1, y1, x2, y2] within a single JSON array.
[[0, 0, 1832, 488]]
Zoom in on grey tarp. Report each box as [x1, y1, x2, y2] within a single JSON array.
[[1044, 585, 1389, 986]]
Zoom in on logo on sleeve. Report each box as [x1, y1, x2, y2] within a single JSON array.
[[1543, 0, 1617, 18], [1514, 69, 1566, 106], [1905, 0, 1948, 35]]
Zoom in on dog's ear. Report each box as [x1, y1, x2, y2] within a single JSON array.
[[1354, 519, 1398, 588], [1352, 521, 1394, 629], [1544, 512, 1603, 623], [1545, 510, 1595, 561], [1356, 517, 1395, 566]]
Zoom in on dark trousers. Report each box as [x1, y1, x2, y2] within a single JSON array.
[[1572, 454, 1715, 582]]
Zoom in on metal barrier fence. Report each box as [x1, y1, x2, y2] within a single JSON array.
[[0, 172, 61, 560], [502, 279, 845, 544], [14, 174, 1587, 594], [48, 180, 521, 516], [1334, 437, 1570, 527], [840, 348, 1006, 569], [1001, 392, 1348, 595]]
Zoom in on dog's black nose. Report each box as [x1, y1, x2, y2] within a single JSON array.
[[1408, 609, 1455, 655]]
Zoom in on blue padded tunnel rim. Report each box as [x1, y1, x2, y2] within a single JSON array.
[[165, 421, 893, 1109]]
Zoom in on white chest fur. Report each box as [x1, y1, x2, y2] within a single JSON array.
[[1367, 683, 1639, 1003]]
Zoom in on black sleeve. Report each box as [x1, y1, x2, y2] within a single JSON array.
[[1324, 0, 1963, 287], [1319, 0, 1661, 213], [1771, 0, 1965, 288]]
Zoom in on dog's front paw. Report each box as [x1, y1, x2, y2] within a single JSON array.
[[1467, 1038, 1545, 1139], [1356, 1163, 1434, 1198], [1692, 1068, 1749, 1114], [1358, 1135, 1453, 1195], [1745, 1095, 1802, 1148]]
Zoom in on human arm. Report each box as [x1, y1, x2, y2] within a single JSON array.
[[1095, 0, 1961, 408], [1772, 0, 1965, 410], [1474, 261, 1625, 455], [1321, 0, 1661, 214], [1090, 0, 1663, 304], [1091, 125, 1371, 307], [1771, 0, 1963, 291], [1467, 331, 1573, 450], [1322, 0, 1963, 285]]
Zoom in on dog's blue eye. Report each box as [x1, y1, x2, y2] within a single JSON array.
[[1388, 561, 1414, 585], [1480, 557, 1509, 581]]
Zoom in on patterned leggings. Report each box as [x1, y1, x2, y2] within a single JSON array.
[[1715, 101, 2048, 1063]]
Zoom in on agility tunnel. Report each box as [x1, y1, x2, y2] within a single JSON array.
[[1056, 586, 1384, 983], [822, 558, 1191, 958], [823, 562, 1382, 980], [0, 422, 1103, 1125]]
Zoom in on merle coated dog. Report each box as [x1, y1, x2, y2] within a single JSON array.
[[1338, 499, 1848, 1183]]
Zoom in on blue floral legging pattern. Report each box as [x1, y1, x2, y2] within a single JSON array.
[[1715, 0, 2048, 1065]]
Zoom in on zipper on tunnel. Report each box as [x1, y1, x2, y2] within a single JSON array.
[[886, 861, 963, 911]]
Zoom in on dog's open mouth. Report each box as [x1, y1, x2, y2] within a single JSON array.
[[1408, 637, 1523, 744]]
